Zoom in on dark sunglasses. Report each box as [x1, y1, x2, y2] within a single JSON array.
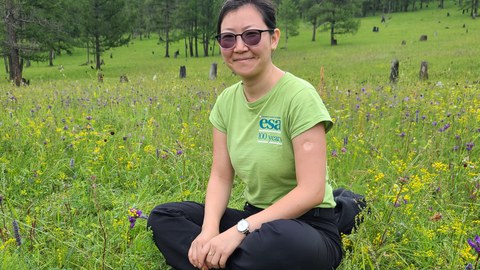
[[215, 29, 274, 49]]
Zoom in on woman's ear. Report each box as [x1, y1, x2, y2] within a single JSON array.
[[271, 28, 281, 51]]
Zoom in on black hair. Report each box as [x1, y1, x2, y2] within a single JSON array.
[[217, 0, 277, 34]]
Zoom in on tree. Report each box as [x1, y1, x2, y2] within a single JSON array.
[[2, 0, 21, 85], [1, 0, 72, 85], [460, 0, 479, 17], [174, 0, 221, 58], [79, 0, 131, 70], [24, 0, 79, 67], [126, 0, 150, 40], [318, 0, 361, 45], [197, 0, 221, 57], [278, 0, 300, 49], [299, 0, 325, 42], [148, 0, 179, 58]]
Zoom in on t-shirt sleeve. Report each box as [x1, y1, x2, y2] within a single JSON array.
[[288, 88, 333, 139], [209, 93, 227, 133]]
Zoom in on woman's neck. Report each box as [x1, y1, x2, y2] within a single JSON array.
[[242, 65, 285, 102]]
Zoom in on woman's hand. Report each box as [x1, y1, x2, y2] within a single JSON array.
[[188, 228, 219, 269], [203, 227, 246, 269]]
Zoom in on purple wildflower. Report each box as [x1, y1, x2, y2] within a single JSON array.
[[12, 220, 21, 246], [128, 208, 148, 229], [129, 216, 136, 228], [331, 150, 338, 157], [399, 132, 405, 138], [341, 147, 347, 153], [432, 121, 438, 126], [343, 137, 348, 146], [86, 116, 92, 121], [466, 142, 474, 151], [438, 123, 450, 132], [70, 158, 75, 169], [465, 263, 474, 270], [176, 149, 184, 155], [468, 235, 480, 254]]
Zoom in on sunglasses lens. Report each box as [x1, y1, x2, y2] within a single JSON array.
[[218, 34, 236, 49], [217, 30, 269, 49], [242, 31, 262, 46]]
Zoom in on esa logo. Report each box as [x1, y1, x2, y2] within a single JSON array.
[[259, 117, 281, 131]]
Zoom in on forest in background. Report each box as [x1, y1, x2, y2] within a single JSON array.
[[1, 0, 478, 85]]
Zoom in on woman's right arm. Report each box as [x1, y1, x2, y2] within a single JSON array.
[[188, 127, 234, 269], [203, 127, 234, 231]]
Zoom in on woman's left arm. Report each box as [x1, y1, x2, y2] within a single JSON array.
[[245, 122, 328, 231]]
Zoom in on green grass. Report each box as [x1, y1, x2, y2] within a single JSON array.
[[1, 2, 479, 269]]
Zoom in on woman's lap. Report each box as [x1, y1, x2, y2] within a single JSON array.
[[148, 202, 340, 270]]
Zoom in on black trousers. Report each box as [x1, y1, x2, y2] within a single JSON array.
[[147, 201, 343, 270]]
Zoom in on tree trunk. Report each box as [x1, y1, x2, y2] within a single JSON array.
[[4, 56, 9, 74], [49, 50, 55, 66], [194, 34, 198, 57], [86, 42, 90, 65], [189, 36, 194, 57], [165, 29, 170, 57], [95, 35, 101, 70], [419, 61, 428, 80], [5, 0, 22, 86], [184, 38, 188, 58], [473, 0, 478, 18], [330, 22, 337, 46], [209, 63, 217, 80], [311, 17, 317, 42], [390, 59, 399, 83], [284, 23, 289, 49]]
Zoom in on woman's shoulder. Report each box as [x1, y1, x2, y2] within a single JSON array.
[[279, 72, 319, 98], [218, 81, 243, 98]]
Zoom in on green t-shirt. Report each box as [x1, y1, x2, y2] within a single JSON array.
[[209, 72, 335, 209]]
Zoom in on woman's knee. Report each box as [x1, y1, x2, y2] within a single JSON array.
[[147, 201, 204, 229], [230, 220, 335, 269]]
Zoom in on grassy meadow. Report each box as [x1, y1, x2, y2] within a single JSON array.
[[1, 1, 479, 269]]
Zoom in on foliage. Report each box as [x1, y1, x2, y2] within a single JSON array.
[[278, 0, 301, 48], [0, 3, 479, 269], [318, 0, 362, 45], [83, 0, 131, 69]]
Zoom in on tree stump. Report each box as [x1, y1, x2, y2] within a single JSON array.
[[179, 66, 186, 78], [419, 35, 428, 41], [419, 61, 428, 80], [98, 73, 104, 83], [209, 62, 217, 80], [389, 59, 399, 83], [120, 75, 129, 83]]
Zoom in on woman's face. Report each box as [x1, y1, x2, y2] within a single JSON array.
[[219, 4, 279, 80]]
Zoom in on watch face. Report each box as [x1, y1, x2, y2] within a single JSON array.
[[237, 219, 249, 232]]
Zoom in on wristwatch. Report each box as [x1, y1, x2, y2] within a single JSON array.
[[236, 219, 250, 235]]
